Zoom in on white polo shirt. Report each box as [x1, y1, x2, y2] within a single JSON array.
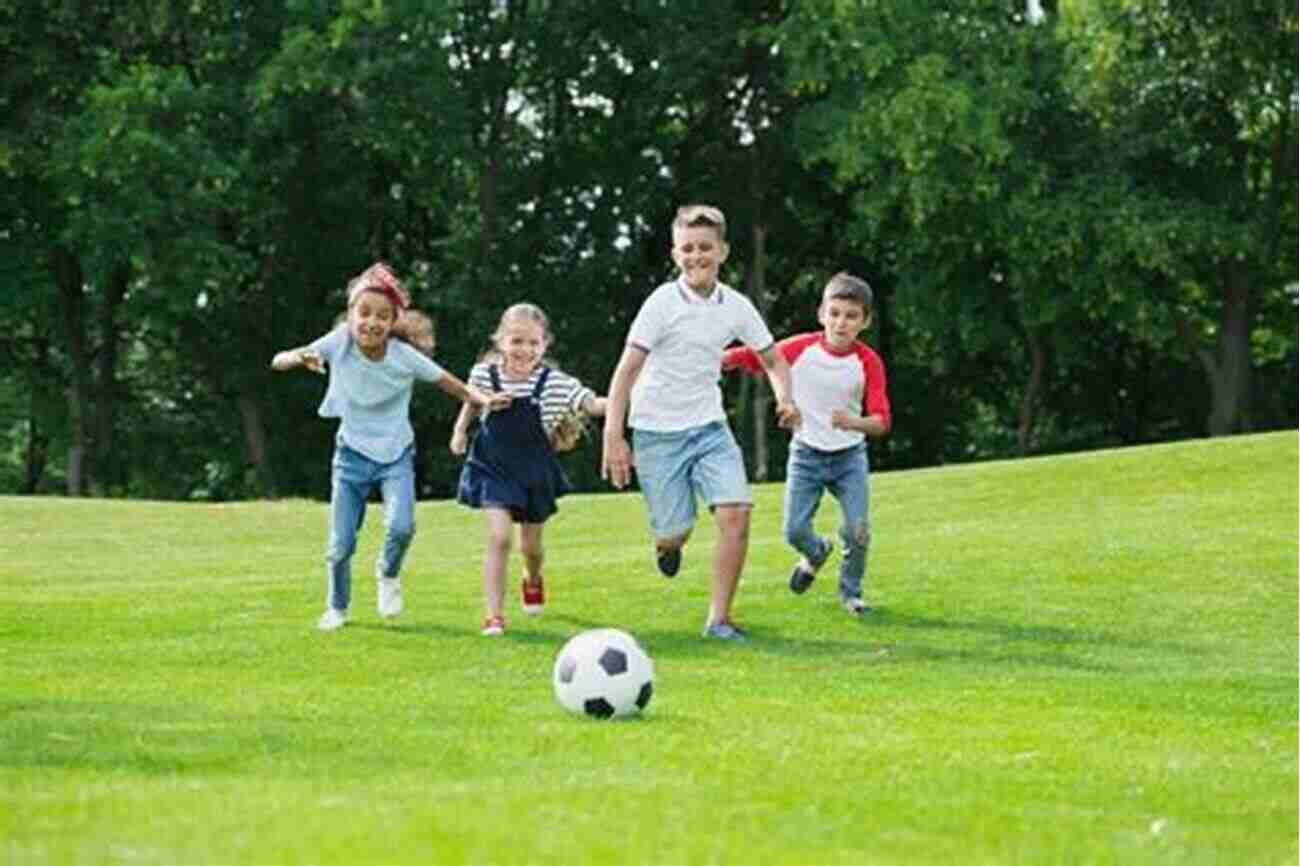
[[627, 279, 774, 432]]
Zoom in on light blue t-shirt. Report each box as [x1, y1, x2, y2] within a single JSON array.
[[309, 326, 445, 464]]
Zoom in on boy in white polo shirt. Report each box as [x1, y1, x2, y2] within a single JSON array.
[[602, 204, 800, 641], [723, 272, 891, 615]]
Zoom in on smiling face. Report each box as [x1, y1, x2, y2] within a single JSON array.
[[348, 289, 398, 359], [497, 316, 548, 379], [818, 297, 870, 351], [671, 224, 729, 294]]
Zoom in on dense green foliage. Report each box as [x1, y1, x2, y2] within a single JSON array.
[[1, 1, 1295, 500], [1, 432, 1295, 864]]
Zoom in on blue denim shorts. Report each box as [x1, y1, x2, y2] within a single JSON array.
[[632, 421, 751, 540]]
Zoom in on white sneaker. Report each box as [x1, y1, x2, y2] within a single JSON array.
[[377, 577, 404, 619], [317, 608, 349, 631], [842, 597, 872, 616]]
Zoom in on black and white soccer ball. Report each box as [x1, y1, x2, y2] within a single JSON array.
[[552, 628, 654, 719]]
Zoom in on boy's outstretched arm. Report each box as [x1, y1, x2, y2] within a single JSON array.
[[602, 345, 648, 489], [758, 346, 800, 430]]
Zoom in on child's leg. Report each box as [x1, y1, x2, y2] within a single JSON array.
[[783, 444, 832, 566], [482, 508, 514, 618], [519, 522, 545, 583], [325, 450, 371, 612], [632, 427, 699, 576], [710, 504, 751, 623], [691, 422, 753, 627], [376, 448, 417, 578], [828, 449, 871, 600]]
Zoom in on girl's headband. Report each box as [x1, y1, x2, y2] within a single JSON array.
[[347, 262, 410, 311]]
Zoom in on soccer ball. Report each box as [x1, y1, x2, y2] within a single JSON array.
[[552, 628, 654, 719]]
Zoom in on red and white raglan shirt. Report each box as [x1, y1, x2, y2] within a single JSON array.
[[724, 334, 891, 451]]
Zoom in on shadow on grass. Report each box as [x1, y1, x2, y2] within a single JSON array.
[[873, 608, 1204, 657], [611, 606, 1200, 675], [347, 619, 567, 648]]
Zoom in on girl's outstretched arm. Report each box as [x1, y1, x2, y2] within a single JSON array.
[[436, 372, 510, 412], [450, 400, 479, 456], [582, 395, 608, 417], [271, 346, 325, 374]]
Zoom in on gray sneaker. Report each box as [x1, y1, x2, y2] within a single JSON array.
[[703, 620, 748, 641]]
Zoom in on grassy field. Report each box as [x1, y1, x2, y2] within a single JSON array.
[[1, 431, 1295, 866]]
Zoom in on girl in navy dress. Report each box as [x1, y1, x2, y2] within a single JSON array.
[[450, 303, 607, 636]]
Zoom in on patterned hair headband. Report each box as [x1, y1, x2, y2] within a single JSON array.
[[347, 262, 410, 311]]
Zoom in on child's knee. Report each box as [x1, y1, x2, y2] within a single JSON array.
[[326, 537, 357, 564], [783, 521, 810, 547], [840, 520, 870, 550], [715, 506, 750, 542], [387, 519, 415, 544], [486, 530, 512, 556]]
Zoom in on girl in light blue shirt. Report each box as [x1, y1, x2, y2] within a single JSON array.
[[273, 263, 503, 631]]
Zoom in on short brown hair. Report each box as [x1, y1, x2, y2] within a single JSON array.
[[672, 204, 727, 241], [822, 272, 873, 310]]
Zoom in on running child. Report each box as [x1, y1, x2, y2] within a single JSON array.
[[722, 272, 891, 615], [271, 262, 502, 631], [450, 302, 607, 636], [602, 203, 800, 641]]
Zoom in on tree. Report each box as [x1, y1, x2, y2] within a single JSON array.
[[1063, 0, 1299, 435]]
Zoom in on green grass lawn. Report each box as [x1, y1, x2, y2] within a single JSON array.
[[1, 431, 1296, 866]]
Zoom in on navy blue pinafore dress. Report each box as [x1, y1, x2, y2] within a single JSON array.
[[456, 365, 573, 524]]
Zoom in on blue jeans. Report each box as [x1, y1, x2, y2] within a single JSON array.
[[325, 444, 416, 611], [633, 421, 751, 540], [783, 441, 871, 600]]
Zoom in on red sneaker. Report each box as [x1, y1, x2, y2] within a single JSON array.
[[481, 614, 506, 636], [521, 576, 545, 617]]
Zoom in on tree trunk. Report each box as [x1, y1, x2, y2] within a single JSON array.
[[1179, 263, 1254, 437], [748, 220, 770, 482], [236, 390, 276, 497], [54, 247, 92, 496], [24, 417, 48, 494], [90, 263, 129, 495], [1207, 263, 1253, 435], [23, 339, 51, 494], [1017, 330, 1047, 455]]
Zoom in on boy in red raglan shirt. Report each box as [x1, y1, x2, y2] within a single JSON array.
[[723, 272, 891, 615]]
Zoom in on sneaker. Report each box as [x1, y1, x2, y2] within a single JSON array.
[[842, 597, 872, 616], [481, 615, 506, 636], [656, 547, 682, 578], [789, 538, 833, 595], [317, 608, 349, 631], [703, 619, 747, 641], [521, 576, 545, 617], [377, 576, 404, 619]]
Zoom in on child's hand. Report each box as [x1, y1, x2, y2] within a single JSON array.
[[602, 435, 636, 490], [775, 399, 801, 431], [301, 350, 326, 375], [450, 429, 469, 456], [830, 409, 858, 431], [470, 388, 511, 412]]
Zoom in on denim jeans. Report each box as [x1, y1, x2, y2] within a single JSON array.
[[783, 441, 871, 599], [325, 443, 416, 612]]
